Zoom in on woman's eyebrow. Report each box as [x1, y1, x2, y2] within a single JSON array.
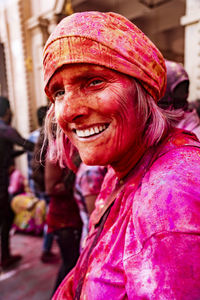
[[48, 81, 62, 94], [73, 70, 104, 79], [68, 71, 106, 85]]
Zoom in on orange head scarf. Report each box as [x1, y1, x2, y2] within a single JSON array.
[[43, 11, 166, 102]]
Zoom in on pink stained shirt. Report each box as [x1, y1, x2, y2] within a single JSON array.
[[53, 129, 200, 299]]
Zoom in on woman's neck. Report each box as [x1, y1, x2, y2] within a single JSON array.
[[111, 141, 147, 180]]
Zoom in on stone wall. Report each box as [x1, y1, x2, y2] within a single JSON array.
[[181, 0, 200, 101]]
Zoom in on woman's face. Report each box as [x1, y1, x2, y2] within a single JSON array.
[[48, 64, 139, 166]]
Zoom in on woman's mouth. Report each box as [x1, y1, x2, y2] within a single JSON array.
[[73, 124, 109, 138]]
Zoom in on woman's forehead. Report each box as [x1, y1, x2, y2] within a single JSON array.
[[56, 63, 116, 75], [49, 63, 126, 84]]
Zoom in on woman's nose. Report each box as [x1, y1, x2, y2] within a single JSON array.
[[56, 94, 90, 123]]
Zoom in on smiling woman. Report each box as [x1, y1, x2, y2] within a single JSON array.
[[47, 64, 143, 170], [43, 11, 200, 300]]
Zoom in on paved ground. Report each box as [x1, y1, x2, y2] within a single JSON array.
[[0, 232, 60, 300]]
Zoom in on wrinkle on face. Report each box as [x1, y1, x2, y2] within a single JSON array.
[[48, 64, 142, 171]]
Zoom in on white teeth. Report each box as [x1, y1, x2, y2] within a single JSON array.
[[85, 129, 90, 136], [90, 128, 95, 135], [94, 127, 99, 134], [78, 130, 84, 137], [76, 125, 107, 138]]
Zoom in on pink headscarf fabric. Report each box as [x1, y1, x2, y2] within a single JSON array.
[[43, 11, 166, 102]]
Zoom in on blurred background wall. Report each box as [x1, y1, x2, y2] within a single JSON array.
[[0, 0, 199, 174]]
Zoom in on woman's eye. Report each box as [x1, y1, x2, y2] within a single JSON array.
[[53, 90, 65, 101], [88, 79, 103, 87]]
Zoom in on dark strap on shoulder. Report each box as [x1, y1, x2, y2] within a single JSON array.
[[74, 202, 114, 300]]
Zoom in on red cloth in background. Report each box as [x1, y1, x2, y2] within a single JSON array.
[[45, 160, 82, 233], [47, 194, 82, 233]]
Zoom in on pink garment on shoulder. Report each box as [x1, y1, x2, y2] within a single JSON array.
[[53, 130, 200, 299]]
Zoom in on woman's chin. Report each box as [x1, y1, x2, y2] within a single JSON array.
[[82, 158, 101, 166], [80, 153, 108, 166]]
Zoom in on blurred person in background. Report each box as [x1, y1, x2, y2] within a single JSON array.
[[74, 163, 107, 251], [29, 107, 58, 263], [8, 164, 25, 199], [158, 60, 200, 140], [0, 96, 34, 269], [43, 11, 200, 299], [28, 106, 49, 198], [44, 151, 82, 294]]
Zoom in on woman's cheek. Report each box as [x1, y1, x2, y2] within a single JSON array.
[[97, 90, 122, 115]]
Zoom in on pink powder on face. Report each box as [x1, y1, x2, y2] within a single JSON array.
[[49, 64, 143, 175]]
